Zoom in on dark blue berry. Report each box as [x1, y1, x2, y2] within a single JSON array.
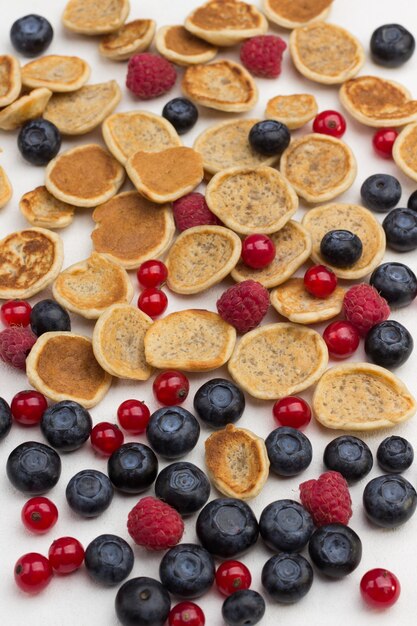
[[146, 406, 199, 459], [193, 378, 245, 429], [85, 534, 134, 586], [308, 523, 362, 578], [162, 97, 198, 134], [40, 400, 92, 452], [30, 299, 71, 336], [159, 543, 215, 598], [377, 436, 414, 473], [262, 553, 313, 603], [383, 208, 417, 252], [0, 397, 12, 440], [365, 320, 413, 368], [407, 189, 417, 211], [360, 174, 402, 212], [6, 441, 61, 494], [10, 14, 53, 57], [154, 461, 210, 515], [115, 577, 171, 626], [320, 230, 363, 267], [363, 474, 417, 527], [66, 469, 113, 518], [265, 427, 312, 477], [323, 436, 373, 482], [107, 443, 158, 494], [259, 500, 315, 552], [370, 24, 415, 67], [370, 262, 417, 308], [249, 120, 291, 156], [18, 118, 61, 166], [222, 589, 266, 626]]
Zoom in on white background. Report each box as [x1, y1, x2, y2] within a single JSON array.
[[1, 1, 417, 624]]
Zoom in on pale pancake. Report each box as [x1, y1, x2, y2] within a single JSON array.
[[263, 0, 333, 29], [0, 55, 21, 107], [393, 123, 417, 182], [0, 88, 52, 131], [165, 225, 242, 294], [0, 227, 63, 300], [126, 146, 204, 204], [102, 111, 181, 165], [290, 22, 364, 84], [265, 94, 318, 129], [26, 332, 112, 409], [182, 60, 258, 112], [228, 322, 329, 400], [313, 363, 416, 431], [156, 25, 218, 66], [271, 278, 345, 324], [52, 252, 133, 319], [206, 165, 298, 234], [99, 19, 156, 61], [21, 56, 90, 93], [62, 0, 130, 35], [280, 134, 357, 203], [302, 203, 386, 279], [231, 221, 312, 288], [0, 166, 12, 209], [92, 304, 153, 380], [91, 191, 175, 269], [185, 0, 267, 46], [19, 186, 74, 229], [144, 309, 236, 371], [45, 144, 125, 208]]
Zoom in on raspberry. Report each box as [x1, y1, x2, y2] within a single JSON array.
[[127, 496, 184, 551], [126, 53, 176, 99], [0, 327, 36, 370], [299, 471, 352, 527], [343, 284, 390, 336], [172, 192, 221, 231], [217, 280, 269, 333], [240, 35, 287, 78]]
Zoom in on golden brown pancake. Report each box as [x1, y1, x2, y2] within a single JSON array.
[[19, 186, 74, 229], [99, 19, 156, 61], [263, 0, 333, 28], [62, 0, 130, 35], [0, 88, 52, 131], [265, 94, 318, 129], [21, 56, 90, 92], [0, 55, 21, 107], [393, 123, 417, 182], [271, 278, 345, 324], [156, 25, 218, 65], [0, 166, 12, 209]]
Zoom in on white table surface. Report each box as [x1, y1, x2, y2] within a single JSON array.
[[1, 1, 417, 625]]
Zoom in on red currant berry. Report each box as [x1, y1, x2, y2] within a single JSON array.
[[313, 110, 347, 138], [360, 568, 401, 608], [21, 497, 58, 534], [11, 390, 48, 426], [138, 287, 168, 318], [215, 560, 252, 596], [304, 265, 337, 298], [90, 422, 124, 456], [323, 321, 360, 359], [0, 299, 32, 327], [137, 259, 168, 289], [48, 537, 85, 575], [117, 399, 150, 435], [153, 370, 190, 406], [373, 128, 398, 159], [169, 602, 205, 626], [241, 234, 276, 269], [14, 553, 53, 593], [273, 396, 312, 429]]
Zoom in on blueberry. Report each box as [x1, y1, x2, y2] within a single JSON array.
[[154, 461, 210, 515], [146, 406, 199, 459], [262, 553, 313, 603], [259, 500, 315, 552], [363, 474, 417, 527], [107, 443, 158, 494], [360, 174, 402, 212], [115, 577, 171, 626], [193, 378, 245, 429], [162, 97, 198, 134], [383, 208, 417, 252], [222, 589, 266, 626], [159, 543, 215, 598], [40, 400, 92, 452], [6, 441, 61, 494], [407, 189, 417, 211], [370, 262, 417, 308], [85, 534, 134, 586], [377, 436, 414, 473], [0, 397, 12, 440], [10, 14, 53, 57], [265, 427, 312, 477], [365, 320, 413, 368], [249, 120, 291, 156], [308, 523, 362, 578], [370, 24, 415, 67], [18, 118, 61, 166], [30, 299, 71, 336], [66, 469, 113, 518], [196, 498, 259, 558], [323, 436, 373, 482], [320, 230, 363, 267]]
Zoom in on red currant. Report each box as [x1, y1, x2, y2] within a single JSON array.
[[169, 602, 205, 626], [313, 110, 347, 138], [360, 568, 401, 608], [215, 560, 252, 596], [0, 299, 32, 327], [273, 396, 312, 429], [117, 399, 150, 434], [21, 497, 58, 534], [48, 537, 85, 575], [90, 421, 124, 456], [14, 553, 53, 593], [323, 321, 360, 358], [137, 259, 168, 288], [373, 128, 398, 159], [304, 265, 338, 298], [138, 287, 168, 318], [11, 390, 48, 426], [153, 370, 190, 406], [241, 234, 276, 269]]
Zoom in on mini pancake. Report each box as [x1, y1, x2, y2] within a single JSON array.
[[0, 227, 63, 300], [0, 166, 12, 209], [52, 252, 133, 319], [265, 94, 318, 129], [393, 123, 417, 182], [339, 76, 417, 127], [302, 203, 386, 279], [93, 304, 153, 380], [21, 56, 90, 93], [102, 111, 181, 165], [228, 323, 328, 400], [271, 278, 345, 324], [99, 19, 156, 61], [184, 0, 267, 46], [206, 165, 298, 234], [43, 81, 121, 135], [182, 60, 258, 113], [0, 55, 21, 107], [280, 133, 357, 203], [144, 309, 236, 372], [91, 191, 175, 269], [165, 225, 242, 294], [156, 25, 218, 66], [313, 363, 416, 431], [126, 146, 204, 204], [231, 220, 312, 288], [19, 186, 74, 229], [45, 144, 125, 208], [263, 0, 333, 29], [26, 332, 112, 409], [0, 88, 52, 131], [290, 22, 364, 84], [62, 0, 130, 35], [205, 425, 270, 500]]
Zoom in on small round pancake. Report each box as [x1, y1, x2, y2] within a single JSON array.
[[182, 60, 258, 113], [263, 0, 333, 29], [144, 309, 236, 372], [43, 81, 121, 135], [165, 225, 242, 295], [265, 94, 318, 129], [290, 22, 364, 84], [91, 191, 175, 269], [62, 0, 130, 35], [206, 166, 298, 235], [26, 332, 112, 409], [0, 227, 63, 300], [280, 134, 357, 203], [156, 25, 218, 66], [302, 203, 386, 279], [45, 144, 125, 208], [0, 88, 52, 131], [52, 252, 133, 319], [393, 123, 417, 182], [228, 323, 328, 400], [231, 221, 312, 288], [0, 55, 21, 107], [19, 186, 74, 229], [0, 166, 12, 209], [21, 56, 90, 93], [271, 278, 345, 324], [93, 304, 153, 380], [99, 19, 156, 61], [313, 363, 416, 431]]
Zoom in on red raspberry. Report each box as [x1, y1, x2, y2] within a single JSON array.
[[217, 280, 269, 334], [343, 284, 390, 336], [126, 53, 176, 99], [300, 471, 352, 527], [0, 327, 37, 370], [240, 35, 287, 78], [172, 192, 221, 231], [127, 496, 184, 551]]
